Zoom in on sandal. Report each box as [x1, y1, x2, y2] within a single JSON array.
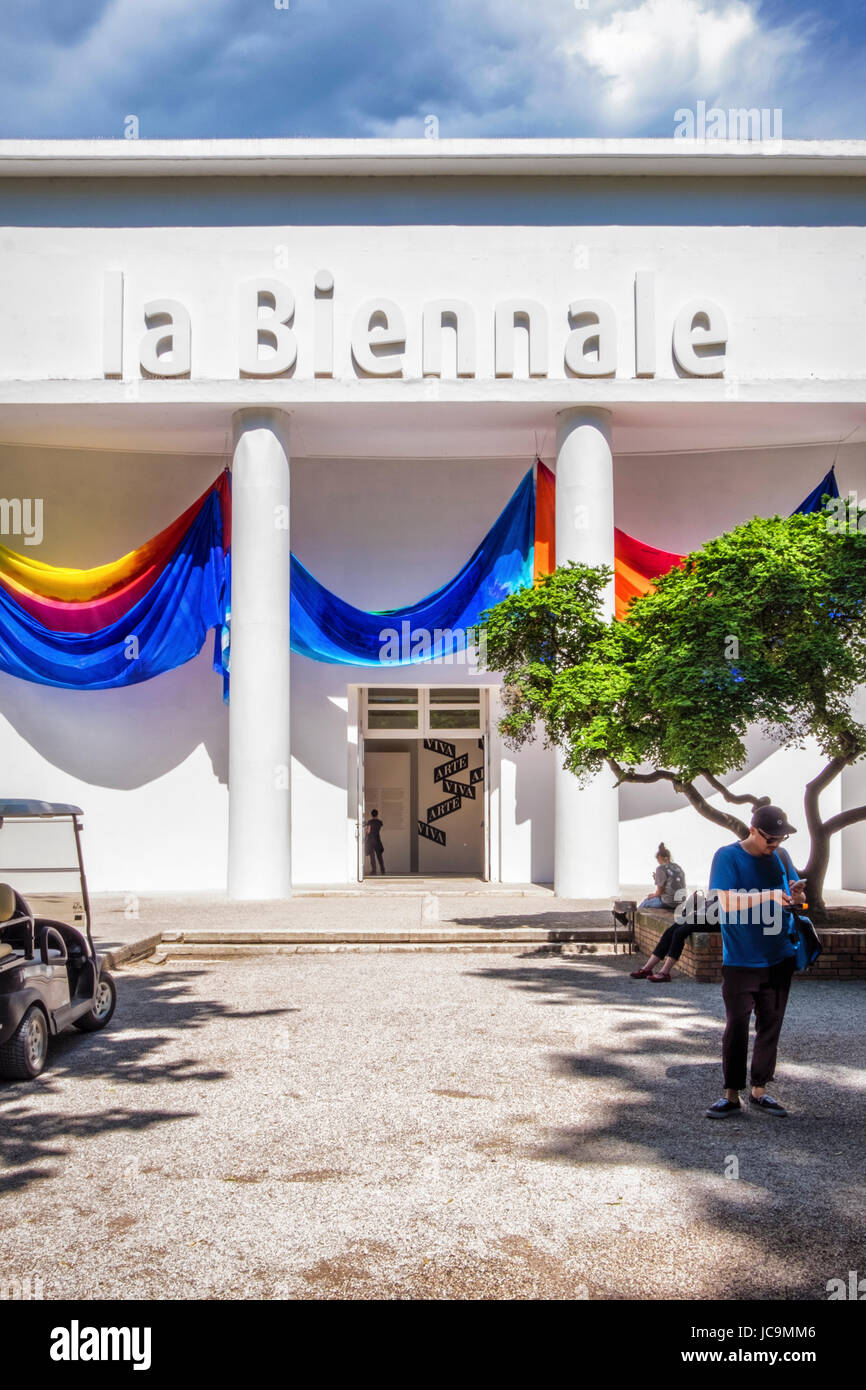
[[629, 966, 653, 978], [648, 972, 672, 983]]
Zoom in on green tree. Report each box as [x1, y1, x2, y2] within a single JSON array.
[[481, 510, 866, 914]]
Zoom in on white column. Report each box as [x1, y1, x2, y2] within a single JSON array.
[[554, 408, 619, 898], [228, 408, 291, 899]]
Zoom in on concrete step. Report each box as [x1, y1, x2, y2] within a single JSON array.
[[161, 926, 620, 946], [158, 939, 624, 957], [292, 887, 554, 898], [151, 925, 631, 957]]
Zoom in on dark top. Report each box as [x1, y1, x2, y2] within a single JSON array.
[[364, 818, 383, 849]]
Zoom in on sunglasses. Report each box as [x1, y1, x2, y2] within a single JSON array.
[[755, 827, 788, 846]]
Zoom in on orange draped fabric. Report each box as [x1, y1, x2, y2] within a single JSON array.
[[533, 460, 557, 584], [531, 461, 684, 615]]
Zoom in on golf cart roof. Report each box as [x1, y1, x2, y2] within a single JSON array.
[[0, 800, 83, 818]]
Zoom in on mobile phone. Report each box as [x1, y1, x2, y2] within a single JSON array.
[[788, 878, 807, 889]]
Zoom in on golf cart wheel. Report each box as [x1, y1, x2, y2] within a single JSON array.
[[74, 970, 117, 1032], [0, 1005, 49, 1080]]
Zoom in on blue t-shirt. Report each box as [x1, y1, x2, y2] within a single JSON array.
[[708, 842, 800, 969]]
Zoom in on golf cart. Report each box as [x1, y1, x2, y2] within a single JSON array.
[[0, 801, 116, 1080]]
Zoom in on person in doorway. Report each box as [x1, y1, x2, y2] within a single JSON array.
[[364, 809, 386, 876], [704, 805, 805, 1120]]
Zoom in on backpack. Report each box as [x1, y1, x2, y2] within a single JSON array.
[[773, 852, 822, 970], [662, 862, 686, 900]]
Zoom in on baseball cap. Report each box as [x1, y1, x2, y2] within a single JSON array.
[[751, 804, 797, 837]]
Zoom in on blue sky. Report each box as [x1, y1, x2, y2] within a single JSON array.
[[0, 0, 863, 140]]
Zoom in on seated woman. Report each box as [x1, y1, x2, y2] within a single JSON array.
[[630, 844, 688, 982]]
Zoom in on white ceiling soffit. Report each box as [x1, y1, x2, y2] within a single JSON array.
[[0, 401, 864, 458]]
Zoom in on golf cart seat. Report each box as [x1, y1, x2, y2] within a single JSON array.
[[0, 882, 36, 959], [0, 883, 18, 922], [0, 891, 67, 964]]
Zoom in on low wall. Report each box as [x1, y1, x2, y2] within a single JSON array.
[[634, 910, 866, 983]]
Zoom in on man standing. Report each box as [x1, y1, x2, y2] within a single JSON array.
[[364, 809, 386, 877], [705, 805, 806, 1119]]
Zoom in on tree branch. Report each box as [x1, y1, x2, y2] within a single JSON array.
[[822, 803, 866, 837], [699, 772, 770, 809], [606, 759, 749, 838], [606, 759, 679, 788], [805, 754, 853, 806]]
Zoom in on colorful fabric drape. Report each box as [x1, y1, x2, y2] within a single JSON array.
[[527, 456, 687, 616], [792, 467, 839, 516], [291, 469, 535, 665], [606, 466, 840, 618], [533, 461, 556, 584], [613, 530, 686, 619], [0, 459, 842, 689], [0, 475, 230, 690]]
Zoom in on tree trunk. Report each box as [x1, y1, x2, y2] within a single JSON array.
[[801, 756, 851, 913], [802, 830, 831, 914]]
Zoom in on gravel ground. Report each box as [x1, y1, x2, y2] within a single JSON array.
[[1, 951, 864, 1301]]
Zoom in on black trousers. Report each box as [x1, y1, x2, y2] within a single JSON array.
[[721, 959, 796, 1090], [652, 921, 695, 962], [366, 846, 385, 874]]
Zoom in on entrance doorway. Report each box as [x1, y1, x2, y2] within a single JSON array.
[[360, 687, 487, 878]]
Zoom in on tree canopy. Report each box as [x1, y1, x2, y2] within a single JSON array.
[[481, 509, 866, 909]]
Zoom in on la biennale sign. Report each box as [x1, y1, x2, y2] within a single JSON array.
[[101, 270, 729, 381]]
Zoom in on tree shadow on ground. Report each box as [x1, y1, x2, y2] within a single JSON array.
[[0, 967, 299, 1195], [468, 953, 866, 1300]]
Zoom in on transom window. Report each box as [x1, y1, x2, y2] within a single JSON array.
[[364, 687, 482, 737]]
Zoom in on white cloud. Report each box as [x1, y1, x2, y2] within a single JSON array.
[[563, 0, 807, 124], [0, 0, 852, 140]]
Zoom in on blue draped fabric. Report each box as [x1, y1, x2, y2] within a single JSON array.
[[0, 489, 228, 690], [792, 466, 839, 514], [290, 469, 535, 665]]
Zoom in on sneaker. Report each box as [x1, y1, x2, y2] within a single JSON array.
[[705, 1097, 742, 1118], [749, 1093, 787, 1116]]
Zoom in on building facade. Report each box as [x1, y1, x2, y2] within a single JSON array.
[[1, 138, 866, 897]]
